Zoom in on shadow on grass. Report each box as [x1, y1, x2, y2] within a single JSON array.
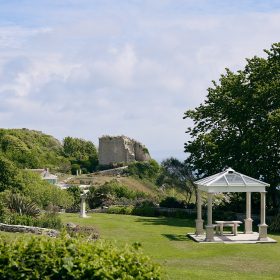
[[162, 233, 191, 241], [135, 217, 195, 228]]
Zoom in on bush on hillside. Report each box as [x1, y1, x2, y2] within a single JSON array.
[[0, 235, 161, 279], [0, 128, 69, 170], [19, 171, 74, 209], [87, 180, 147, 208], [159, 197, 187, 209], [63, 136, 99, 173], [0, 156, 22, 192], [0, 161, 74, 210], [126, 160, 160, 181], [135, 198, 159, 208], [108, 205, 134, 215]]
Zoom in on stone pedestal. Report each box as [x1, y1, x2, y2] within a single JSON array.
[[244, 218, 253, 234], [195, 219, 204, 235], [80, 196, 87, 218], [205, 225, 215, 242], [258, 224, 268, 241]]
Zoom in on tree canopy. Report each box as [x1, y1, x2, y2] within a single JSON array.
[[157, 158, 195, 203], [184, 42, 280, 209], [63, 136, 98, 173], [0, 128, 69, 171]]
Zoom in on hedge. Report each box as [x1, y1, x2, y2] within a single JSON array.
[[0, 234, 161, 279]]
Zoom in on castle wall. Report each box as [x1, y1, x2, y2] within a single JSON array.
[[98, 136, 151, 165]]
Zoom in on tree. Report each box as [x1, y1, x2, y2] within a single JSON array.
[[157, 157, 195, 203], [184, 42, 280, 209], [126, 160, 160, 181], [66, 186, 82, 211], [63, 137, 98, 172], [0, 156, 22, 192]]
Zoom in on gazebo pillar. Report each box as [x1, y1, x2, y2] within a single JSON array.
[[258, 192, 268, 240], [205, 193, 214, 242], [244, 192, 253, 234], [195, 190, 204, 235]]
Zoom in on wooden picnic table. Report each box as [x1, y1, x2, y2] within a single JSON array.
[[214, 221, 242, 236]]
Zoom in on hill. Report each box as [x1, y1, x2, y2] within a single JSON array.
[[0, 128, 190, 201], [68, 172, 161, 196], [67, 171, 189, 201], [0, 128, 69, 170]]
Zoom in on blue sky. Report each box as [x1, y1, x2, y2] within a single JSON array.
[[0, 0, 280, 161]]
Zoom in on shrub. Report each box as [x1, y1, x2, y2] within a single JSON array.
[[66, 224, 99, 240], [4, 213, 37, 226], [19, 171, 74, 209], [132, 206, 157, 217], [66, 186, 82, 212], [159, 196, 187, 209], [36, 212, 63, 230], [108, 205, 134, 215], [5, 192, 41, 217], [87, 180, 147, 208], [126, 160, 160, 181], [0, 235, 161, 279], [3, 212, 63, 230], [270, 213, 280, 232], [0, 156, 22, 192], [0, 200, 9, 222], [71, 163, 81, 175], [135, 198, 159, 208]]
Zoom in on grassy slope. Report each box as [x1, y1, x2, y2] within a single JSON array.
[[69, 174, 161, 196], [61, 213, 280, 280], [68, 173, 191, 200]]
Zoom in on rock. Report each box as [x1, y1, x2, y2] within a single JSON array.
[[66, 222, 77, 229]]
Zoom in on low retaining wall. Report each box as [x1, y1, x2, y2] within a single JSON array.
[[0, 223, 59, 237], [94, 166, 128, 176]]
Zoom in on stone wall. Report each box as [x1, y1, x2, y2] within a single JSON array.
[[96, 166, 128, 176], [98, 136, 151, 165], [0, 223, 59, 237]]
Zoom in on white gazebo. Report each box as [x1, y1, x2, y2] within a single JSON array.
[[194, 168, 270, 242]]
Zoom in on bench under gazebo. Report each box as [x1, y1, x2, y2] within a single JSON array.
[[188, 168, 277, 243]]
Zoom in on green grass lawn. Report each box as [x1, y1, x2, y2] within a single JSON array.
[[61, 213, 280, 280]]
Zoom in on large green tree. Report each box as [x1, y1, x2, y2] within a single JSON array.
[[157, 158, 195, 203], [184, 43, 280, 209], [63, 137, 98, 173]]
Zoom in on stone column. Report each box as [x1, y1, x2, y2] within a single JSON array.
[[244, 192, 253, 234], [80, 194, 87, 218], [195, 190, 204, 235], [205, 193, 214, 242], [258, 192, 268, 240]]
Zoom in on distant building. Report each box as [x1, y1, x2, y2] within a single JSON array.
[[98, 135, 151, 166], [26, 168, 58, 185]]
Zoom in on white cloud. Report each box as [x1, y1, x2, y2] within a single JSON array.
[[0, 2, 280, 161]]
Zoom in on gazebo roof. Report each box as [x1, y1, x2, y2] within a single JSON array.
[[195, 168, 269, 193]]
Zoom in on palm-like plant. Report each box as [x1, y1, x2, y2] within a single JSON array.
[[6, 192, 41, 217]]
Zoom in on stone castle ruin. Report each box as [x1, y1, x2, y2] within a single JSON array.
[[98, 135, 151, 166]]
